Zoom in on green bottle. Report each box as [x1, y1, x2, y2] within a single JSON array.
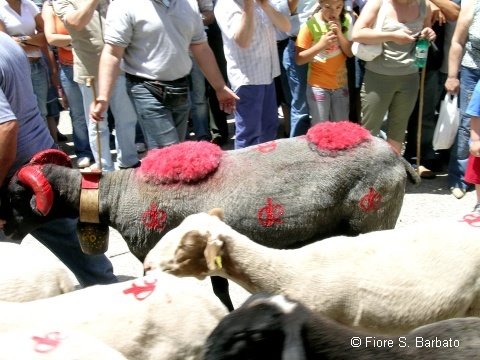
[[414, 38, 429, 68]]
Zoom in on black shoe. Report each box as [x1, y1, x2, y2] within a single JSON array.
[[118, 161, 141, 170], [57, 132, 68, 142]]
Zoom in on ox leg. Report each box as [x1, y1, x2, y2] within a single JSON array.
[[210, 276, 234, 312]]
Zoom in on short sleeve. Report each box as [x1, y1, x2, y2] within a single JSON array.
[[0, 88, 16, 124], [103, 0, 132, 47], [296, 23, 313, 50], [51, 0, 76, 23]]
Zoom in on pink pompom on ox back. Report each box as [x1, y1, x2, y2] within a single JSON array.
[[306, 121, 372, 151], [138, 141, 223, 184]]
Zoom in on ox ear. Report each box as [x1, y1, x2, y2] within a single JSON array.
[[208, 208, 224, 221], [204, 234, 226, 271]]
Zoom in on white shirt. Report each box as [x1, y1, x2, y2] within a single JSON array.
[[104, 0, 206, 80], [0, 0, 42, 57], [214, 0, 280, 91], [288, 0, 317, 37]]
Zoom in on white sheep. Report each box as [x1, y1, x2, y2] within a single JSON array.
[[0, 270, 228, 360], [144, 209, 480, 334], [204, 293, 480, 359], [0, 329, 127, 360], [0, 242, 74, 301]]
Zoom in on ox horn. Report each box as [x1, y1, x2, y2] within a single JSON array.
[[16, 165, 54, 216]]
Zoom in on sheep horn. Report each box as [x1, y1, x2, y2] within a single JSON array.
[[16, 165, 54, 216]]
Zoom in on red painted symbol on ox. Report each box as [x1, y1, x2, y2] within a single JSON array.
[[32, 331, 65, 353], [142, 203, 167, 232], [123, 278, 158, 301], [359, 188, 382, 212], [460, 213, 480, 227], [256, 141, 277, 153], [257, 198, 285, 227]]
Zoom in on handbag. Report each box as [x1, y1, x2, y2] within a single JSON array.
[[432, 94, 460, 151], [352, 0, 387, 61]]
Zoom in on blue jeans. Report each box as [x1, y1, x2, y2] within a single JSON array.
[[234, 83, 278, 149], [60, 64, 92, 160], [30, 59, 49, 121], [307, 85, 350, 123], [32, 218, 116, 287], [126, 77, 190, 149], [448, 66, 480, 190], [190, 58, 211, 141], [80, 74, 138, 171], [283, 39, 310, 137]]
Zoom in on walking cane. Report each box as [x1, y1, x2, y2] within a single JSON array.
[[416, 65, 427, 175], [77, 75, 109, 255], [82, 76, 102, 172]]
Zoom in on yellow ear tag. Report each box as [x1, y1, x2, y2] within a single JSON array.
[[215, 255, 223, 269]]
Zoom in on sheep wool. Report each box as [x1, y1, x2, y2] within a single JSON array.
[[144, 211, 480, 334]]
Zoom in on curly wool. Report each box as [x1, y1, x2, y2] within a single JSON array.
[[306, 121, 372, 152], [138, 142, 223, 184]]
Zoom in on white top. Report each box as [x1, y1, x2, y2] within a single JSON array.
[[288, 0, 317, 37], [214, 0, 280, 91], [104, 0, 207, 81], [0, 0, 42, 58]]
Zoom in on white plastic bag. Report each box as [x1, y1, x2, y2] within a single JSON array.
[[351, 42, 383, 61], [432, 94, 460, 151]]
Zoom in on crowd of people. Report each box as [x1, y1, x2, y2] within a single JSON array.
[[0, 0, 479, 285]]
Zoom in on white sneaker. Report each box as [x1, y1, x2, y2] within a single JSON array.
[[136, 143, 147, 153], [77, 157, 91, 168]]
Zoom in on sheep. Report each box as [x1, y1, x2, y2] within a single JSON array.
[[204, 292, 480, 360], [1, 122, 418, 310], [144, 209, 480, 334], [0, 329, 128, 360], [0, 242, 74, 301], [0, 270, 228, 360]]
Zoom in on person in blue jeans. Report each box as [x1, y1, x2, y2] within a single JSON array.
[[0, 32, 116, 287], [284, 0, 317, 137], [444, 0, 480, 199]]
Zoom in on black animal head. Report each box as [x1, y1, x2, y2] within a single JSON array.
[[204, 293, 310, 360], [2, 149, 75, 240]]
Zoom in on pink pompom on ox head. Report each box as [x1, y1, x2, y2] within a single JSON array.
[[306, 121, 372, 152], [138, 141, 223, 184]]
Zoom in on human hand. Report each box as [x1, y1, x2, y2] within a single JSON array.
[[328, 20, 341, 35], [420, 27, 436, 42], [216, 86, 240, 114], [430, 3, 446, 25], [391, 29, 415, 44], [445, 77, 459, 94], [89, 99, 108, 122], [470, 140, 480, 157]]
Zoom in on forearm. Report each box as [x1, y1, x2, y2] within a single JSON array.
[[338, 34, 353, 57], [471, 117, 480, 141], [352, 28, 395, 44], [65, 0, 99, 31], [288, 0, 299, 13], [191, 43, 226, 91], [97, 44, 122, 103], [18, 33, 47, 47], [429, 0, 459, 21], [0, 121, 18, 187], [447, 42, 463, 78], [261, 2, 291, 33], [296, 43, 326, 65], [234, 3, 255, 48]]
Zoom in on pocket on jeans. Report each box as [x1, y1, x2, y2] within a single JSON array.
[[163, 86, 189, 107]]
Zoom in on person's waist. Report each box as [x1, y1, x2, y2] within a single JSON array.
[[28, 57, 41, 63], [289, 36, 297, 41], [125, 73, 188, 86]]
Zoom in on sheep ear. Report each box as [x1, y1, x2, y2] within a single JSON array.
[[204, 237, 225, 271], [281, 320, 307, 360], [208, 208, 224, 221]]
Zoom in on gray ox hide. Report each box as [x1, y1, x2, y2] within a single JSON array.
[[3, 135, 418, 262], [2, 129, 418, 310]]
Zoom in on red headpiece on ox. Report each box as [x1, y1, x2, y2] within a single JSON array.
[[306, 121, 372, 153], [14, 149, 72, 216]]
